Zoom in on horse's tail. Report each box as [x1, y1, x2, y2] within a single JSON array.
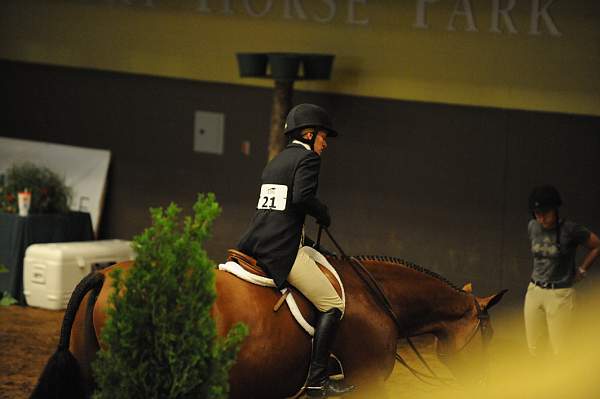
[[30, 271, 105, 399]]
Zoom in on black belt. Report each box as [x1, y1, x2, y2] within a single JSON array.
[[531, 279, 572, 289]]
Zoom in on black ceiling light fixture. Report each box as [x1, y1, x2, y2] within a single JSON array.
[[236, 52, 335, 160]]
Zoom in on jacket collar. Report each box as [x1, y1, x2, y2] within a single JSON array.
[[290, 140, 311, 151]]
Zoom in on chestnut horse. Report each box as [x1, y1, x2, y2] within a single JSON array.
[[32, 255, 506, 399]]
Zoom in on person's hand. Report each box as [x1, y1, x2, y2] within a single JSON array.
[[574, 267, 587, 283], [317, 208, 331, 228]]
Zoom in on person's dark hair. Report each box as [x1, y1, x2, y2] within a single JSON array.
[[287, 127, 315, 146]]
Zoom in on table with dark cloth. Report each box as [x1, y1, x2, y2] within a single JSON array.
[[0, 212, 94, 305]]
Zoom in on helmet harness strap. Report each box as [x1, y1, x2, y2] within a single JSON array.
[[556, 210, 562, 250], [308, 128, 317, 150], [294, 127, 318, 151]]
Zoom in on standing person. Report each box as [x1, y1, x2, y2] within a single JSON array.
[[237, 103, 355, 397], [524, 185, 600, 357]]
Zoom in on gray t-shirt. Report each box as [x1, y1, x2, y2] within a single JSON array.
[[528, 219, 590, 285]]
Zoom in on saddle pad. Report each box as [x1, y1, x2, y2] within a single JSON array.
[[218, 261, 316, 335]]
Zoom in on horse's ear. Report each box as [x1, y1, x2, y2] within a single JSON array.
[[477, 289, 508, 311], [462, 282, 473, 293]]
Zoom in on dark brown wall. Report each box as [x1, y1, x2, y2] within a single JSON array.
[[2, 60, 599, 307]]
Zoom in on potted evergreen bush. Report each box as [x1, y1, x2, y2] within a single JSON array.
[[92, 193, 248, 399]]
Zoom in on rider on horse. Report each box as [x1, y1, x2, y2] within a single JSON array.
[[237, 103, 355, 397]]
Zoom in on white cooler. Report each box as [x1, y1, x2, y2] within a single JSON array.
[[23, 240, 136, 310]]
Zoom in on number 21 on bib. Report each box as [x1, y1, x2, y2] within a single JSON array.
[[257, 184, 288, 211]]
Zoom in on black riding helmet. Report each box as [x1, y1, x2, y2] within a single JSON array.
[[528, 185, 562, 213], [284, 104, 338, 137], [529, 185, 563, 246]]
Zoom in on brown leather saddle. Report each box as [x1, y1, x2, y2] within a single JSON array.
[[227, 249, 269, 278], [226, 249, 343, 309]]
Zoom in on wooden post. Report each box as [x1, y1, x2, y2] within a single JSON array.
[[268, 80, 294, 161]]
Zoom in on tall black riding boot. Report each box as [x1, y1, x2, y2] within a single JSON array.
[[305, 308, 355, 398]]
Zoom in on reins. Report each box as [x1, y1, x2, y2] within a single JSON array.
[[316, 227, 455, 386], [436, 301, 488, 358]]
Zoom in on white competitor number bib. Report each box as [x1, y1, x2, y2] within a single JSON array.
[[257, 184, 288, 211]]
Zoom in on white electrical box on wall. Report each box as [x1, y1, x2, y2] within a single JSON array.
[[194, 110, 225, 155]]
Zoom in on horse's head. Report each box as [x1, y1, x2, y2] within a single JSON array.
[[436, 284, 508, 384]]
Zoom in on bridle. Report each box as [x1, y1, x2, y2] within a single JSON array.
[[437, 299, 492, 357], [316, 227, 491, 387]]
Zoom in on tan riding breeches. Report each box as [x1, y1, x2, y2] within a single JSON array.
[[524, 282, 575, 357], [287, 246, 344, 313]]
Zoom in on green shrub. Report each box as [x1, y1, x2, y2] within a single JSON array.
[[92, 193, 248, 399], [1, 162, 71, 214]]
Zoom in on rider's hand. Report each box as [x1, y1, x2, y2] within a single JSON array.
[[317, 208, 331, 228], [574, 267, 587, 283]]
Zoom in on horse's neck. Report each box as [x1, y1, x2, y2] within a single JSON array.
[[363, 260, 472, 337]]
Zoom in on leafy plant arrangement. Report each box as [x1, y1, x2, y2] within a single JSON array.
[[0, 162, 72, 214], [0, 291, 18, 306], [92, 193, 248, 399], [0, 264, 18, 306]]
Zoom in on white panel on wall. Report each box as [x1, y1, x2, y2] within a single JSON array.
[[194, 111, 225, 155]]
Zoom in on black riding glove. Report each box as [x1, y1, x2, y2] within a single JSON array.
[[317, 208, 331, 228], [302, 198, 331, 228]]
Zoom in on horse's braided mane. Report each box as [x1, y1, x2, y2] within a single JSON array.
[[351, 255, 465, 293]]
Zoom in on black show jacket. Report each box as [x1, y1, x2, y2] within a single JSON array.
[[237, 143, 329, 289]]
